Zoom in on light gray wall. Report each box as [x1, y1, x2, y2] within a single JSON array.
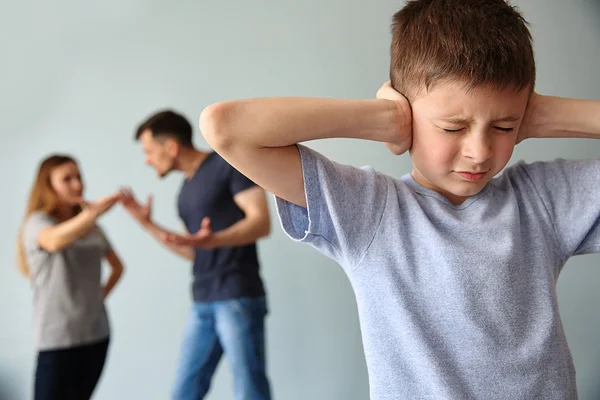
[[1, 1, 599, 399]]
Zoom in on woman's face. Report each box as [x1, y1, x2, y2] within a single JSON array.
[[49, 162, 84, 206]]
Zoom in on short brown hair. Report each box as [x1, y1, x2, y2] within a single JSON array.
[[135, 110, 194, 148], [390, 0, 536, 100]]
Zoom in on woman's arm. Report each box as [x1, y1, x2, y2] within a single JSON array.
[[103, 248, 124, 299], [38, 193, 121, 252]]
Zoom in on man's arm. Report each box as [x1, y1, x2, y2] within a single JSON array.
[[140, 220, 195, 261], [211, 186, 270, 247], [200, 97, 411, 208], [121, 190, 195, 261], [162, 186, 270, 249], [521, 94, 600, 140]]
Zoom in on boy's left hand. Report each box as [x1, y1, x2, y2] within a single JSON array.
[[518, 92, 544, 143]]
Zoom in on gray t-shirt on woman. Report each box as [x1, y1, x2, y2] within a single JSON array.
[[23, 211, 111, 351]]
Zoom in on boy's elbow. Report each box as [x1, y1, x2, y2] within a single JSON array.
[[200, 102, 236, 151]]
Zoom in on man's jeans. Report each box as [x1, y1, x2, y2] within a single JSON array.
[[172, 296, 271, 400]]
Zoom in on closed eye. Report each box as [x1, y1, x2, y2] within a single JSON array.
[[495, 127, 514, 132], [443, 128, 463, 133]]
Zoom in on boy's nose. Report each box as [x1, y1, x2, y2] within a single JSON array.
[[462, 134, 493, 163]]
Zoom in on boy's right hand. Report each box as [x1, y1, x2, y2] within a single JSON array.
[[376, 81, 413, 155], [120, 188, 152, 225]]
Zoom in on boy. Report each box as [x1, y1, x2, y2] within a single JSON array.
[[199, 0, 600, 398]]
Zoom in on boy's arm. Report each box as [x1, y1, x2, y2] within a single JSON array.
[[517, 94, 600, 259], [199, 98, 411, 208], [520, 94, 600, 141]]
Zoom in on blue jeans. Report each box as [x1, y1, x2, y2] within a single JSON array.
[[172, 296, 271, 400]]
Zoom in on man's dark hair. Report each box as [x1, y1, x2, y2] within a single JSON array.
[[135, 110, 194, 148]]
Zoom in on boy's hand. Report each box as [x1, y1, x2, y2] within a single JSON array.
[[518, 92, 544, 143], [376, 81, 413, 155], [519, 94, 600, 141]]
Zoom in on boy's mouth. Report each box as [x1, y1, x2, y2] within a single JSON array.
[[455, 171, 488, 181]]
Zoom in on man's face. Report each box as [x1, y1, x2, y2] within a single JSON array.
[[139, 130, 177, 178], [409, 80, 530, 204]]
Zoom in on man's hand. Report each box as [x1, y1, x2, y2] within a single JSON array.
[[118, 188, 196, 260], [120, 188, 152, 225], [376, 81, 413, 155], [162, 217, 216, 249]]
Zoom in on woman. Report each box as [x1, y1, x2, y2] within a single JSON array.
[[17, 154, 124, 400]]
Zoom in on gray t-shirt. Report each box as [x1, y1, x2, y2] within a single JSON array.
[[23, 211, 111, 351], [275, 144, 600, 400]]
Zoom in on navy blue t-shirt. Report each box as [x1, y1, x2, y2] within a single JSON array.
[[177, 152, 266, 302]]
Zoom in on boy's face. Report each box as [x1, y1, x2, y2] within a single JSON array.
[[409, 80, 530, 204]]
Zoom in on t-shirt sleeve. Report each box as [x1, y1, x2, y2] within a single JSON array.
[[519, 158, 600, 258], [23, 212, 55, 254], [228, 160, 258, 196], [275, 144, 389, 268], [22, 212, 55, 274]]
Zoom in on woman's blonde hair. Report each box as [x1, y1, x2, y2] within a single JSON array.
[[17, 155, 80, 277]]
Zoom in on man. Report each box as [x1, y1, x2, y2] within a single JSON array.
[[122, 109, 271, 400]]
